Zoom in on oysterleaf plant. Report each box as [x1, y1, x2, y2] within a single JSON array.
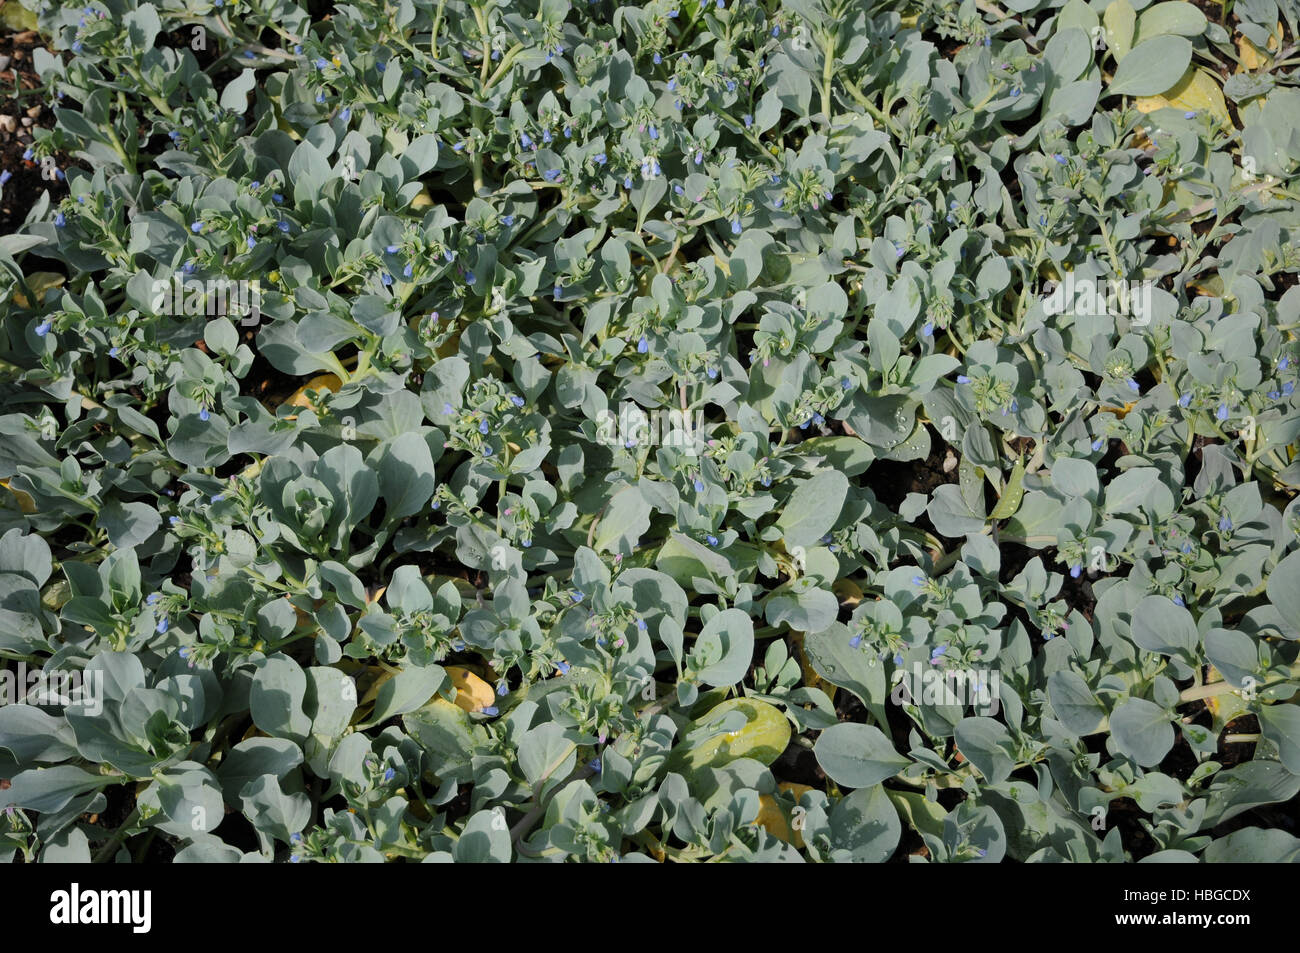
[[2, 0, 1300, 863]]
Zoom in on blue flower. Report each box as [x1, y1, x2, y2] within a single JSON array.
[[893, 653, 903, 665], [731, 220, 742, 235], [444, 248, 455, 262], [542, 168, 562, 182], [693, 478, 704, 492], [482, 445, 493, 456], [695, 150, 703, 165], [1173, 595, 1185, 607], [842, 377, 852, 390], [554, 284, 562, 298], [1070, 564, 1081, 578], [511, 395, 525, 407], [624, 175, 634, 189], [316, 92, 325, 104], [1184, 111, 1196, 119], [571, 590, 584, 603], [403, 263, 413, 278], [1286, 381, 1296, 396], [1181, 542, 1192, 554], [479, 419, 489, 435], [706, 534, 718, 546], [1053, 154, 1066, 165], [497, 681, 508, 696], [668, 78, 677, 91], [273, 193, 284, 204], [649, 125, 659, 140], [290, 833, 302, 844], [593, 152, 607, 165], [706, 366, 718, 379], [156, 618, 169, 634], [922, 321, 934, 337], [199, 407, 210, 422], [716, 0, 724, 7], [591, 757, 602, 773], [772, 25, 780, 36], [315, 57, 328, 69], [483, 706, 499, 717], [464, 270, 475, 284], [1178, 392, 1191, 408], [930, 645, 947, 659], [542, 129, 552, 144], [443, 402, 454, 415], [521, 538, 532, 548], [1216, 403, 1229, 421], [72, 41, 82, 52], [956, 375, 970, 384], [190, 221, 202, 233], [556, 660, 571, 674], [277, 221, 290, 233], [1010, 88, 1021, 97], [1218, 515, 1232, 531], [1091, 438, 1104, 451], [22, 148, 33, 160], [55, 212, 66, 228], [246, 235, 256, 250], [849, 634, 862, 648], [1126, 378, 1140, 393], [743, 114, 753, 128], [244, 50, 255, 59], [383, 767, 395, 782], [109, 346, 119, 357], [35, 320, 51, 336], [637, 334, 649, 354], [636, 618, 647, 631], [502, 214, 515, 226], [376, 62, 386, 72], [1281, 357, 1290, 370], [521, 132, 534, 150], [381, 272, 393, 287], [0, 170, 10, 186], [340, 107, 351, 121]]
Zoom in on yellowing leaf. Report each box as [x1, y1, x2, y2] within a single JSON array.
[[989, 461, 1025, 520], [790, 631, 836, 701], [1099, 400, 1140, 419], [752, 783, 814, 847], [410, 188, 434, 210], [1135, 67, 1230, 128], [667, 697, 791, 777], [286, 373, 342, 409], [445, 666, 495, 713], [12, 272, 66, 309], [1237, 22, 1283, 71], [1, 479, 36, 514]]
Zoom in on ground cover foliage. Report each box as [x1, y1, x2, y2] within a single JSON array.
[[2, 0, 1300, 863]]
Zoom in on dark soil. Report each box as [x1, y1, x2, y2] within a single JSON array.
[[0, 29, 67, 231]]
